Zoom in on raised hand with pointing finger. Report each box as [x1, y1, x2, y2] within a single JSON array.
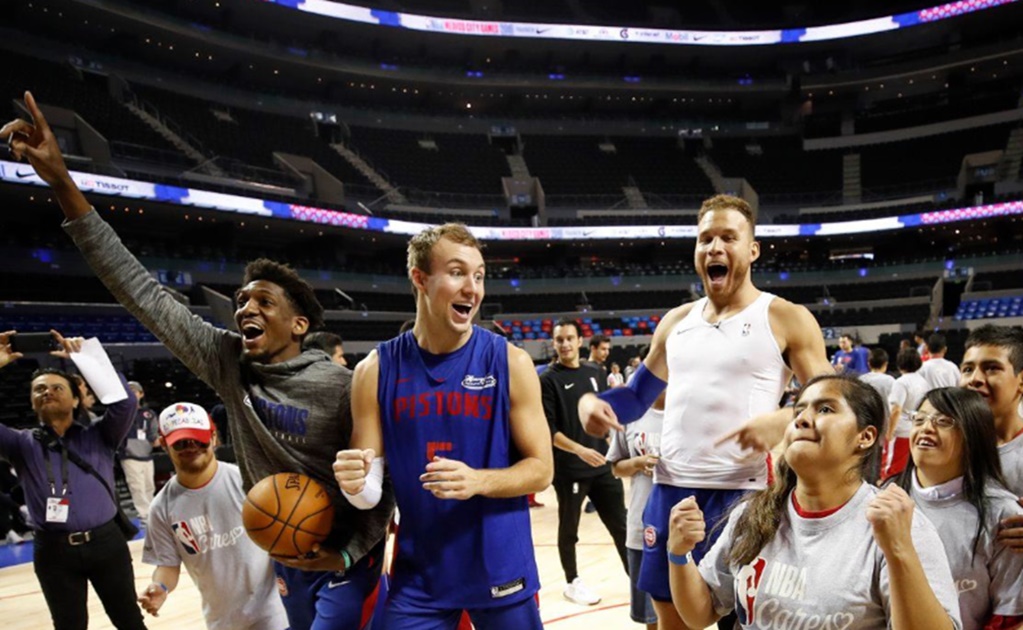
[[0, 91, 92, 219]]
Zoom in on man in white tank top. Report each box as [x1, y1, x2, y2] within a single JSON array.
[[579, 194, 833, 630]]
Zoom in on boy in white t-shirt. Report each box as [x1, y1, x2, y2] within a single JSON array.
[[859, 347, 895, 403], [919, 333, 961, 390], [138, 403, 288, 630], [960, 325, 1023, 551]]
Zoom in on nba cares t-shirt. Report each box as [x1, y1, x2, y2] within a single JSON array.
[[143, 462, 288, 630], [698, 483, 962, 629]]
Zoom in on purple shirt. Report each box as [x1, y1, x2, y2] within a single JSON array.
[[0, 374, 137, 532]]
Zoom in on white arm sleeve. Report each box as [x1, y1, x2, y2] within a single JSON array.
[[341, 457, 385, 510]]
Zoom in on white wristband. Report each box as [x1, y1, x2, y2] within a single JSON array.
[[341, 457, 384, 510]]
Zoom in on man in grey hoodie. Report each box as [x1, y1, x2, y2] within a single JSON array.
[[3, 91, 394, 630]]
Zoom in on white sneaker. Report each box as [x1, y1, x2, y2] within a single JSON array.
[[563, 578, 601, 605]]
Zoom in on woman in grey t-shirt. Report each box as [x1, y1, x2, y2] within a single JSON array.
[[893, 387, 1023, 630], [664, 374, 962, 630]]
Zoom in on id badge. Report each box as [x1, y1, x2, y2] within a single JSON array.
[[46, 496, 70, 523], [137, 429, 147, 441]]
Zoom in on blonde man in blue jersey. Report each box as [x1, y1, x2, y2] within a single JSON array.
[[579, 194, 833, 630], [334, 224, 553, 629]]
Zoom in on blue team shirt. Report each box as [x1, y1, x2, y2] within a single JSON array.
[[377, 327, 539, 609], [832, 348, 868, 375]]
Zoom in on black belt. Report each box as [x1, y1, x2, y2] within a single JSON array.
[[37, 518, 120, 546]]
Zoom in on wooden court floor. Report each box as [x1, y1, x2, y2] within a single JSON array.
[[0, 482, 706, 629]]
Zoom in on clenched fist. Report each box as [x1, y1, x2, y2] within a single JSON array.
[[667, 496, 706, 556], [333, 448, 374, 495]]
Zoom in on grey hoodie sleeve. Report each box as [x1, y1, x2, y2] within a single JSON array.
[[63, 210, 236, 390]]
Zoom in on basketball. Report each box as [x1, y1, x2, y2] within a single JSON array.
[[242, 472, 335, 558]]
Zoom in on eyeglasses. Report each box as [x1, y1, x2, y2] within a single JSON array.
[[909, 412, 956, 430], [170, 439, 210, 452]]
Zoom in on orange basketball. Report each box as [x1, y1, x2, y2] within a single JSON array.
[[242, 472, 335, 558]]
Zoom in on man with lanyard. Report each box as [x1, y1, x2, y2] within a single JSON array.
[[0, 330, 144, 630]]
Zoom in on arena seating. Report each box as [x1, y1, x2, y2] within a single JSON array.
[[970, 269, 1023, 292], [606, 137, 714, 196], [321, 319, 409, 341], [955, 294, 1023, 320], [0, 358, 41, 430], [813, 303, 932, 328], [130, 84, 379, 191], [127, 357, 220, 413], [0, 311, 166, 345], [1, 273, 122, 305], [706, 136, 844, 196], [496, 315, 662, 341], [520, 135, 632, 195], [860, 123, 1012, 191], [770, 278, 937, 305], [0, 52, 187, 168], [853, 82, 1021, 134], [347, 126, 512, 196], [547, 213, 695, 227]]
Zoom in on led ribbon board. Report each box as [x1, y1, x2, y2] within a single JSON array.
[[3, 160, 1021, 240], [265, 0, 1016, 47]]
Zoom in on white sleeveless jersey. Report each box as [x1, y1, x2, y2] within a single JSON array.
[[659, 292, 790, 489]]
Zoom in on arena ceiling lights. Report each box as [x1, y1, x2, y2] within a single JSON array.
[[265, 0, 1017, 47], [4, 159, 1021, 241]]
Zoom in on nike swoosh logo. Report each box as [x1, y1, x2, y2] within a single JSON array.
[[564, 383, 574, 389], [15, 170, 35, 178], [328, 580, 350, 589]]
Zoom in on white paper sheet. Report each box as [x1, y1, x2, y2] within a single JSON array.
[[69, 338, 129, 405]]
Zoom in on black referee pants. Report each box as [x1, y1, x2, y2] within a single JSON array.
[[553, 471, 629, 583], [33, 520, 147, 630]]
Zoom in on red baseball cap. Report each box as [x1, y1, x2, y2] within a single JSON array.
[[158, 402, 213, 446]]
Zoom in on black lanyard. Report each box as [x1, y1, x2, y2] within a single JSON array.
[[42, 440, 71, 497]]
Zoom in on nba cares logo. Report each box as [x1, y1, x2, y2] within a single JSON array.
[[735, 557, 767, 626], [171, 520, 202, 555]]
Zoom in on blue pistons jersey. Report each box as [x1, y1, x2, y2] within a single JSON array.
[[377, 326, 540, 610]]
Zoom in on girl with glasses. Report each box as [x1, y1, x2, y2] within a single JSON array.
[[892, 387, 1023, 630]]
